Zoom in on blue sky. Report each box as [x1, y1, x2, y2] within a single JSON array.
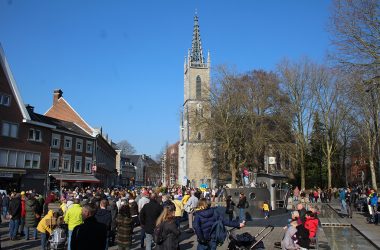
[[0, 0, 331, 157]]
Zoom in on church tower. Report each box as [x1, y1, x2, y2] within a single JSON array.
[[178, 13, 212, 187]]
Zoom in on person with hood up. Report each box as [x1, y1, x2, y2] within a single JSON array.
[[193, 198, 244, 250], [304, 211, 318, 239], [37, 210, 59, 249]]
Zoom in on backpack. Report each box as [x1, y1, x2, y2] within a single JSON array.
[[49, 227, 67, 249], [245, 201, 249, 209], [210, 210, 227, 246], [154, 222, 165, 245]]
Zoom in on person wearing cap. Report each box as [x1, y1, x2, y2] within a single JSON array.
[[8, 192, 21, 240], [18, 191, 26, 237]]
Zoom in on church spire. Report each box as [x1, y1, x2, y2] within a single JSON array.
[[190, 12, 205, 65]]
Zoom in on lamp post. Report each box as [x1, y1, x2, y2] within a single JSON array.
[[60, 155, 64, 196]]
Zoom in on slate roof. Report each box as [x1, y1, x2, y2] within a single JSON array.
[[27, 108, 90, 137]]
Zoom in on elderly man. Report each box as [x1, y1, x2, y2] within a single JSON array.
[[138, 190, 150, 248], [71, 203, 107, 250], [185, 190, 199, 232]]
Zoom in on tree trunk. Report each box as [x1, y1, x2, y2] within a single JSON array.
[[369, 159, 378, 190], [231, 161, 237, 188], [327, 151, 332, 189], [300, 147, 305, 190]]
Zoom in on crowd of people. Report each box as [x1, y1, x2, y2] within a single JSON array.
[[0, 185, 246, 250]]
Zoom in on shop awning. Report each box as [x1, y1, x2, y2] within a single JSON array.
[[50, 174, 100, 183]]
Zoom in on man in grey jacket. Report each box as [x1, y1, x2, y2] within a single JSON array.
[[185, 190, 199, 232]]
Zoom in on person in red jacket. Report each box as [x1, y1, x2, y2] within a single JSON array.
[[304, 211, 318, 238], [18, 192, 26, 237]]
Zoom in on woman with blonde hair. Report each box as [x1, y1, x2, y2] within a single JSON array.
[[155, 201, 180, 250], [194, 198, 245, 250]]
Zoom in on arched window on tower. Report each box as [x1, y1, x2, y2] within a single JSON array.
[[196, 76, 202, 99], [197, 132, 202, 140]]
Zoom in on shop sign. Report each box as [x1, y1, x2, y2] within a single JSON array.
[[0, 172, 13, 178]]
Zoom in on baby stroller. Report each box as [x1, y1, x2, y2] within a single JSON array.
[[47, 225, 67, 250], [227, 225, 274, 250], [366, 205, 378, 224]]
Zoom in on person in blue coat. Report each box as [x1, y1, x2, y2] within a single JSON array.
[[193, 198, 245, 250]]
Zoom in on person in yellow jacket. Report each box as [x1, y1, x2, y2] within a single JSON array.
[[64, 199, 83, 250], [172, 195, 184, 228], [37, 210, 59, 249], [182, 191, 190, 206], [60, 198, 67, 215]]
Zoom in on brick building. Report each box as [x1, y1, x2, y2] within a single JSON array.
[[45, 89, 117, 187], [0, 45, 53, 194], [161, 142, 179, 186]]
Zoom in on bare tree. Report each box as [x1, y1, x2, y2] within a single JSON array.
[[329, 0, 380, 75], [312, 67, 348, 189], [346, 73, 379, 190], [277, 57, 317, 190], [203, 66, 291, 187], [117, 140, 136, 155]]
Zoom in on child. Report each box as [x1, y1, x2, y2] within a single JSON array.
[[262, 201, 270, 219]]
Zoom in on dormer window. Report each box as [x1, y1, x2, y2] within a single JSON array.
[[0, 93, 11, 107], [28, 129, 42, 142]]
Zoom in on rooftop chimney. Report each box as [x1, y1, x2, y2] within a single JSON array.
[[25, 104, 34, 113], [53, 89, 63, 105]]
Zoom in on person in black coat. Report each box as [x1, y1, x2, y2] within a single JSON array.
[[71, 203, 107, 250], [95, 199, 112, 249], [225, 195, 235, 221], [140, 193, 163, 250], [8, 193, 21, 240], [155, 202, 180, 250]]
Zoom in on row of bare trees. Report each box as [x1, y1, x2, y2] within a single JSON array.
[[200, 0, 380, 189]]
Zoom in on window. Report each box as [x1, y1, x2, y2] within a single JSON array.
[[76, 139, 83, 152], [16, 152, 25, 167], [2, 122, 18, 138], [49, 153, 59, 171], [0, 150, 7, 166], [74, 156, 82, 172], [197, 132, 202, 140], [28, 129, 42, 142], [51, 134, 60, 148], [25, 153, 32, 168], [64, 136, 72, 150], [85, 157, 92, 173], [0, 93, 11, 107], [196, 76, 202, 99], [8, 151, 16, 167], [63, 155, 71, 171], [86, 141, 93, 153], [32, 154, 40, 168]]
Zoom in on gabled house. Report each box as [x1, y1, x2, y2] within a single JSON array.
[[0, 45, 54, 194], [45, 89, 117, 187], [27, 111, 100, 187], [127, 154, 160, 186]]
